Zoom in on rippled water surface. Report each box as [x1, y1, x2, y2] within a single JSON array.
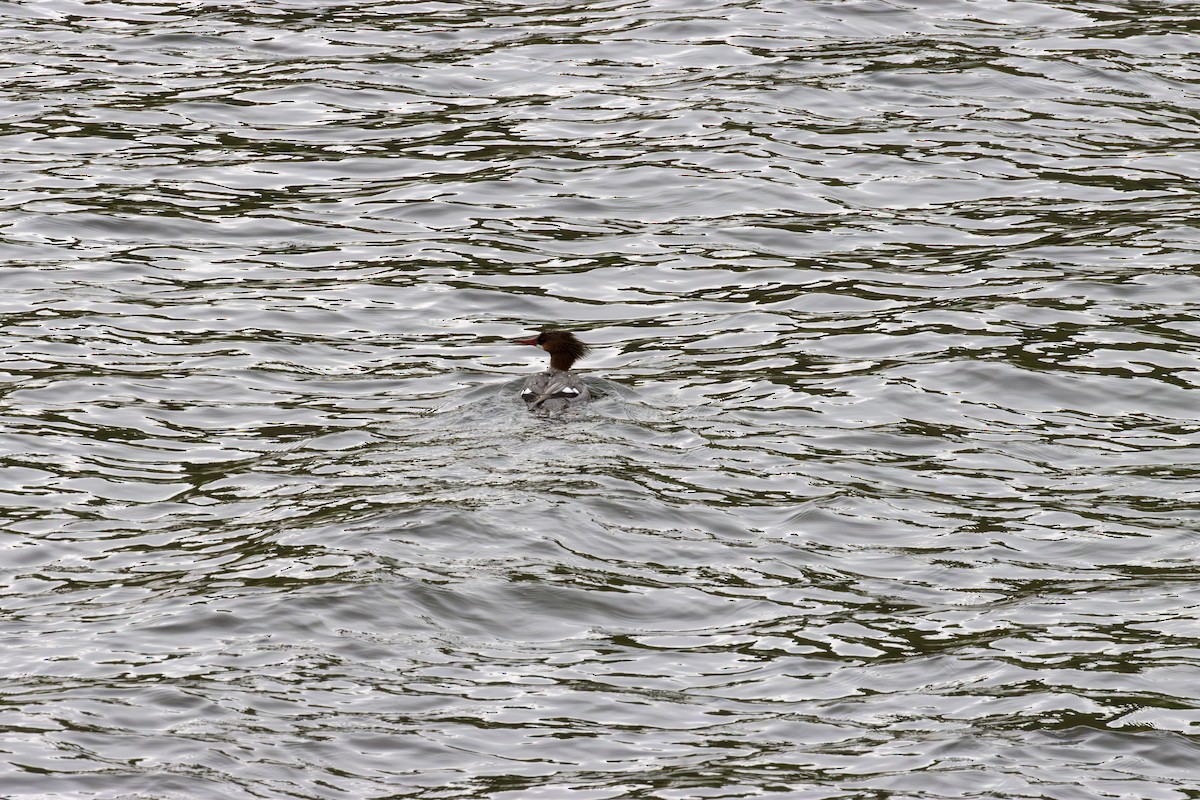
[[3, 0, 1199, 797]]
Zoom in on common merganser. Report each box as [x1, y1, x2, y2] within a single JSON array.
[[514, 330, 591, 413]]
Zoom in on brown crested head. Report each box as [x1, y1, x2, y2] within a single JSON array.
[[515, 330, 591, 370]]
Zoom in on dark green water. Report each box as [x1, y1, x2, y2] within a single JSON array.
[[1, 1, 1198, 797]]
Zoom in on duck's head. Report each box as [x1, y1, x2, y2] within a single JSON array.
[[514, 330, 591, 370]]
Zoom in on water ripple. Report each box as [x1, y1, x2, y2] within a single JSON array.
[[1, 0, 1198, 797]]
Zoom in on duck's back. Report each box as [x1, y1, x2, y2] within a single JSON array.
[[519, 369, 589, 413]]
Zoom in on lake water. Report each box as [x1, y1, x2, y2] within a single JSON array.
[[2, 0, 1198, 797]]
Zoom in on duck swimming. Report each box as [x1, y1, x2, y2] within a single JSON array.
[[513, 330, 591, 413]]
